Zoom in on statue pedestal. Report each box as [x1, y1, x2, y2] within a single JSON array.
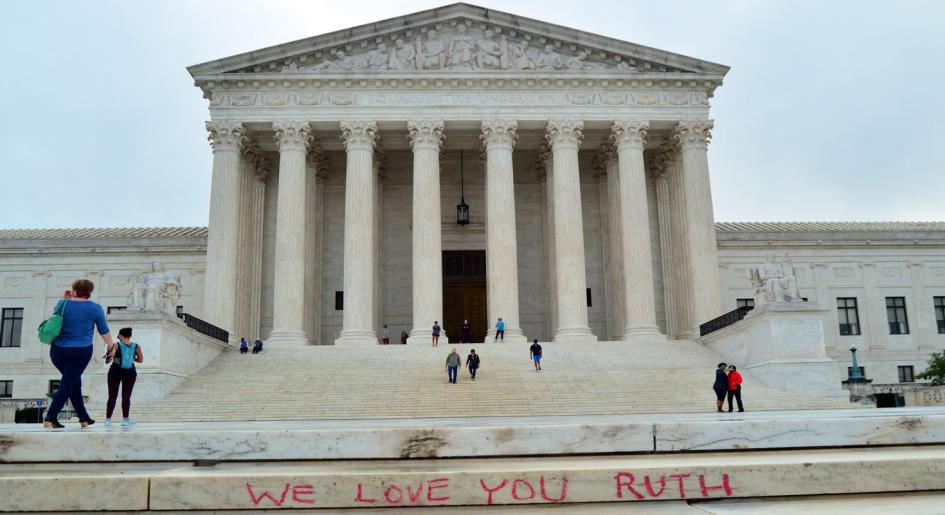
[[700, 302, 845, 396], [86, 312, 230, 406]]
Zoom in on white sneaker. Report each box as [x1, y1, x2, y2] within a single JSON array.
[[104, 418, 112, 427], [121, 418, 135, 427]]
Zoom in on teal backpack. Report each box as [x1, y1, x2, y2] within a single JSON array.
[[38, 299, 67, 345]]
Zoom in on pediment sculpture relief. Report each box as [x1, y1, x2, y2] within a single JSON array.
[[279, 25, 643, 74]]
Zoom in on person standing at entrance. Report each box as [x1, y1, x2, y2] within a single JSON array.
[[105, 327, 143, 426], [466, 349, 480, 380], [432, 321, 441, 347], [494, 317, 505, 342], [446, 348, 461, 383], [44, 279, 115, 429], [460, 319, 472, 343], [727, 365, 744, 412], [713, 362, 728, 412], [381, 325, 390, 345], [529, 339, 542, 371]]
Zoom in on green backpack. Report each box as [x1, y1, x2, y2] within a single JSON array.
[[38, 299, 67, 345]]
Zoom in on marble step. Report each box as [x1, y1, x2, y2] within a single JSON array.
[[4, 446, 945, 511]]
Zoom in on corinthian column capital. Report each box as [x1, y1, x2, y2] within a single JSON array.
[[273, 121, 313, 152], [545, 119, 584, 150], [306, 139, 330, 176], [649, 142, 676, 178], [480, 120, 518, 149], [340, 120, 378, 151], [673, 120, 714, 149], [407, 120, 445, 151], [611, 120, 649, 151], [206, 121, 247, 152]]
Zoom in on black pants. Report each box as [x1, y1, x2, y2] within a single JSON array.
[[106, 366, 137, 419], [240, 347, 248, 354], [727, 388, 744, 412], [470, 366, 478, 379], [46, 345, 93, 422], [494, 330, 504, 341]]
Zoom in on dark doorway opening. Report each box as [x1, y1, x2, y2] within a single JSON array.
[[443, 250, 487, 343]]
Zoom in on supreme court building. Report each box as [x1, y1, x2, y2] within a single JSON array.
[[195, 3, 728, 346]]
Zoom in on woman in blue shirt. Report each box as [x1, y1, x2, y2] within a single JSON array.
[[44, 279, 114, 429]]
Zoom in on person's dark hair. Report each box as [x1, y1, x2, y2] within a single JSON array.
[[729, 365, 737, 371], [718, 362, 727, 368], [72, 279, 94, 298], [534, 339, 538, 344], [470, 349, 475, 352], [118, 327, 133, 339]]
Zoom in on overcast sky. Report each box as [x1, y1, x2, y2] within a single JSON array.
[[2, 0, 943, 229]]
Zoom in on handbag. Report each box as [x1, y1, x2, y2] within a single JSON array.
[[37, 299, 67, 345]]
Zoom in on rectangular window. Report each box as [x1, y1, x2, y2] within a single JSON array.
[[847, 366, 865, 378], [935, 296, 945, 334], [836, 298, 861, 336], [898, 365, 915, 383], [106, 306, 126, 314], [736, 298, 755, 310], [886, 297, 909, 334], [176, 305, 184, 316], [0, 380, 12, 398], [586, 288, 592, 308], [1, 308, 24, 347], [335, 291, 343, 311], [48, 380, 60, 397]]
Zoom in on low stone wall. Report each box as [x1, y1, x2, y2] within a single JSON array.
[[872, 384, 945, 407]]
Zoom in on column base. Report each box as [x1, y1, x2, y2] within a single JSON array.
[[485, 328, 527, 344], [335, 329, 378, 346], [552, 325, 597, 344], [623, 325, 664, 343], [407, 329, 449, 345], [265, 330, 308, 347]]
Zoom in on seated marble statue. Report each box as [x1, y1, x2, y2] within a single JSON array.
[[748, 253, 802, 304], [127, 261, 182, 315]]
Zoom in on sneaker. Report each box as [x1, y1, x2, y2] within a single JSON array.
[[104, 418, 113, 426], [121, 418, 135, 427]]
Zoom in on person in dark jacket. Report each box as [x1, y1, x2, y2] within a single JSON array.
[[466, 349, 480, 380], [727, 365, 744, 412], [713, 362, 728, 412]]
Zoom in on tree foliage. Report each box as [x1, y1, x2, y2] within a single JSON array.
[[917, 352, 945, 386]]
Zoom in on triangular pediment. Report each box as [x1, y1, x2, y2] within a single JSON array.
[[188, 3, 728, 79]]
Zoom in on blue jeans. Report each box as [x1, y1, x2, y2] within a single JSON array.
[[47, 345, 93, 422], [448, 366, 458, 383]]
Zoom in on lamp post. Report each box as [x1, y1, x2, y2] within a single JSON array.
[[848, 344, 865, 381], [456, 149, 469, 225]]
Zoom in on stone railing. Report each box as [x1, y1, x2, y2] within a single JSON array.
[[699, 305, 753, 336], [872, 383, 945, 406], [176, 313, 229, 343]]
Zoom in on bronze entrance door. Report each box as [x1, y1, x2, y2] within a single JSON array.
[[442, 250, 487, 343]]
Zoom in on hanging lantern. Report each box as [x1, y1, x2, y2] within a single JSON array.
[[456, 149, 470, 225]]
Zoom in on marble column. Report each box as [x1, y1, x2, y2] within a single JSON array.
[[481, 120, 525, 343], [235, 142, 266, 343], [662, 143, 694, 339], [537, 145, 557, 340], [373, 147, 385, 340], [652, 148, 677, 339], [407, 120, 446, 343], [599, 145, 625, 340], [304, 143, 328, 345], [613, 120, 660, 340], [673, 120, 722, 337], [204, 121, 246, 336], [546, 119, 595, 342], [248, 158, 270, 342], [335, 120, 379, 345], [267, 121, 313, 347]]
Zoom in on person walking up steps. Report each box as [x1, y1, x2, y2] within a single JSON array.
[[466, 348, 480, 380], [105, 327, 143, 426], [446, 348, 461, 383], [494, 317, 505, 342], [239, 338, 248, 354], [432, 321, 441, 347], [727, 365, 745, 412], [529, 339, 542, 371], [713, 362, 728, 412]]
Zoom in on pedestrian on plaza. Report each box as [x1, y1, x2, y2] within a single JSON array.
[[466, 348, 480, 380], [460, 319, 472, 343], [252, 338, 264, 354], [494, 317, 505, 342], [529, 339, 542, 371], [713, 362, 728, 412], [446, 348, 461, 383], [432, 321, 441, 347], [239, 338, 249, 354], [44, 279, 115, 429], [381, 325, 390, 345], [400, 330, 409, 345], [104, 327, 143, 426], [727, 365, 744, 412]]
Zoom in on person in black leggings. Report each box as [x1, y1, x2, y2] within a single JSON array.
[[105, 327, 143, 426]]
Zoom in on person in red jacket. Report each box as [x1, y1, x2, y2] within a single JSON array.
[[727, 365, 744, 412]]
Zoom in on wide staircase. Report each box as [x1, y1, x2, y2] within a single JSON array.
[[131, 339, 850, 422]]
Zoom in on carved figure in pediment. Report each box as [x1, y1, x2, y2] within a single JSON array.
[[564, 51, 606, 71], [448, 24, 476, 69], [364, 43, 390, 71], [615, 57, 637, 71], [416, 30, 447, 70], [281, 62, 300, 73], [389, 39, 417, 70], [535, 44, 563, 70], [475, 30, 505, 70], [311, 50, 358, 71], [510, 41, 535, 70]]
